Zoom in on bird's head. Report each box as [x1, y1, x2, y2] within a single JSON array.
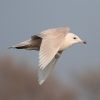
[[65, 32, 86, 47]]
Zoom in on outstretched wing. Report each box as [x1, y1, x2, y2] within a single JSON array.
[[39, 27, 69, 70], [38, 51, 63, 85]]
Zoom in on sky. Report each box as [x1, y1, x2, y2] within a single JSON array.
[[0, 0, 100, 84]]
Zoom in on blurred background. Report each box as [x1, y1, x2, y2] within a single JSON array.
[[0, 0, 100, 100]]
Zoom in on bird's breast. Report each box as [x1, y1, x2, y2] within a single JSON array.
[[59, 38, 70, 51]]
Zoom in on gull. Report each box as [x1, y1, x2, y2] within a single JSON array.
[[9, 27, 86, 85]]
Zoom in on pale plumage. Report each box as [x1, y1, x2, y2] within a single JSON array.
[[9, 26, 86, 85], [39, 27, 68, 70], [38, 52, 62, 85]]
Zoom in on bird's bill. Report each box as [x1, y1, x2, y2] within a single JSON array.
[[79, 40, 87, 44], [83, 41, 87, 44]]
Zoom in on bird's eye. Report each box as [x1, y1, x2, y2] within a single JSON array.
[[73, 37, 77, 39]]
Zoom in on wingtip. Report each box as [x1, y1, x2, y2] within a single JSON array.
[[38, 79, 45, 85]]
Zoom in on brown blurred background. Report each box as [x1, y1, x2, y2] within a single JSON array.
[[0, 55, 100, 100], [0, 55, 78, 100]]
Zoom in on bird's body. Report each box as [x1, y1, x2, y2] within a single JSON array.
[[9, 27, 86, 85]]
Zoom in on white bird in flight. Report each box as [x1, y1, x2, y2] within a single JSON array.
[[9, 27, 86, 85]]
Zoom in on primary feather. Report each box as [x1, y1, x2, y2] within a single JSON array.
[[38, 51, 62, 85]]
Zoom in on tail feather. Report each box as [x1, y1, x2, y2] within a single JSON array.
[[9, 35, 42, 50], [8, 39, 34, 50], [8, 45, 29, 49]]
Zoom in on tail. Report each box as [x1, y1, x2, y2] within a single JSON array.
[[38, 57, 58, 85], [9, 35, 42, 50], [8, 39, 33, 49]]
